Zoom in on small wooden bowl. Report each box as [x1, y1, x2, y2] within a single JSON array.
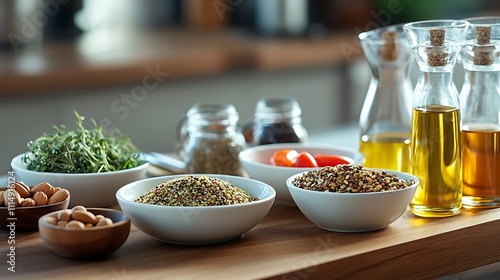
[[0, 187, 70, 231], [38, 208, 131, 259]]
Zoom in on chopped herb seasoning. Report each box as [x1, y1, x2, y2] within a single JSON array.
[[135, 175, 258, 206], [23, 111, 140, 173]]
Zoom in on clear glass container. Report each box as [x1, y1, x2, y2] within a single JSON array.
[[358, 24, 414, 173], [459, 17, 500, 208], [403, 20, 468, 217], [177, 103, 245, 176], [243, 97, 308, 146]]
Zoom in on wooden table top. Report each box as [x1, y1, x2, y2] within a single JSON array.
[[2, 202, 500, 279]]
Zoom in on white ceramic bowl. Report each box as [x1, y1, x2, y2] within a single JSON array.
[[116, 174, 276, 245], [11, 153, 148, 208], [239, 143, 365, 206], [286, 169, 418, 232]]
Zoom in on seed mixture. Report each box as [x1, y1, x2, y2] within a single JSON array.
[[135, 175, 258, 206], [292, 165, 414, 193]]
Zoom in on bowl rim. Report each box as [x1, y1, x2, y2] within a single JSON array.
[[39, 208, 131, 231], [238, 143, 365, 169], [11, 153, 149, 177], [116, 174, 276, 210], [0, 186, 70, 209], [286, 168, 419, 197]]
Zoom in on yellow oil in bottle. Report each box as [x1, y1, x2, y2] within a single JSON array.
[[410, 105, 462, 217], [462, 124, 500, 208], [359, 132, 411, 172]]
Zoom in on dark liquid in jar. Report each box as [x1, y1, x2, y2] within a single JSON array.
[[254, 122, 302, 145]]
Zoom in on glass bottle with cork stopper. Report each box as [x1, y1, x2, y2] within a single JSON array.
[[177, 103, 245, 176], [403, 20, 468, 217], [459, 17, 500, 208], [358, 24, 414, 173]]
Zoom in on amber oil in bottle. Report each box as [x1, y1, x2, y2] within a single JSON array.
[[459, 18, 500, 208], [462, 124, 500, 207]]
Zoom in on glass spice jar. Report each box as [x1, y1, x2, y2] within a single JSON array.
[[358, 24, 414, 173], [459, 17, 500, 208], [243, 97, 308, 146], [403, 20, 468, 217], [177, 103, 245, 176]]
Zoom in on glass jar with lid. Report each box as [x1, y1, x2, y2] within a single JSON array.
[[244, 97, 308, 146], [177, 103, 245, 176]]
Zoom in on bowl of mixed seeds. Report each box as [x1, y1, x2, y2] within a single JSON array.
[[116, 174, 275, 245], [286, 164, 418, 232], [239, 143, 365, 206]]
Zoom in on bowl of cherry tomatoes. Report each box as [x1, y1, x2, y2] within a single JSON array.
[[239, 143, 364, 206]]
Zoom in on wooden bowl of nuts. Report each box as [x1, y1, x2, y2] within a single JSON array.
[[38, 206, 130, 259], [0, 182, 70, 231], [286, 165, 419, 232]]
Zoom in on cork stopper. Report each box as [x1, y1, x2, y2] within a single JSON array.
[[381, 31, 399, 61], [473, 25, 494, 65], [427, 28, 448, 66], [475, 26, 491, 44]]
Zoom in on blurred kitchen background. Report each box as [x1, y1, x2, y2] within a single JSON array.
[[0, 0, 499, 172]]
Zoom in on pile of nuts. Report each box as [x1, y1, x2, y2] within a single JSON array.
[[292, 165, 415, 193], [0, 182, 69, 207], [44, 206, 114, 229]]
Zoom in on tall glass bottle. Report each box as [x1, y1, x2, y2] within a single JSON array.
[[403, 20, 468, 217], [358, 24, 413, 172], [459, 17, 500, 208]]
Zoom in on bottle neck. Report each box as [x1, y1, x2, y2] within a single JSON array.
[[460, 69, 500, 125], [255, 114, 302, 125], [463, 70, 500, 90], [187, 122, 238, 136], [378, 65, 408, 83], [413, 71, 460, 109]]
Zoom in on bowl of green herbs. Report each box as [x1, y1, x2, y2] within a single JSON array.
[[11, 112, 148, 208]]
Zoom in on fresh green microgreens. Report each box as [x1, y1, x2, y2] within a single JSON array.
[[23, 111, 141, 173]]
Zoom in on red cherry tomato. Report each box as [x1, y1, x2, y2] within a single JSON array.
[[313, 154, 353, 167], [271, 149, 298, 167], [293, 152, 318, 168]]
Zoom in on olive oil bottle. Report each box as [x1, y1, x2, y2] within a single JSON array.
[[403, 20, 468, 217], [410, 106, 462, 216], [358, 24, 413, 172], [459, 17, 500, 208]]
